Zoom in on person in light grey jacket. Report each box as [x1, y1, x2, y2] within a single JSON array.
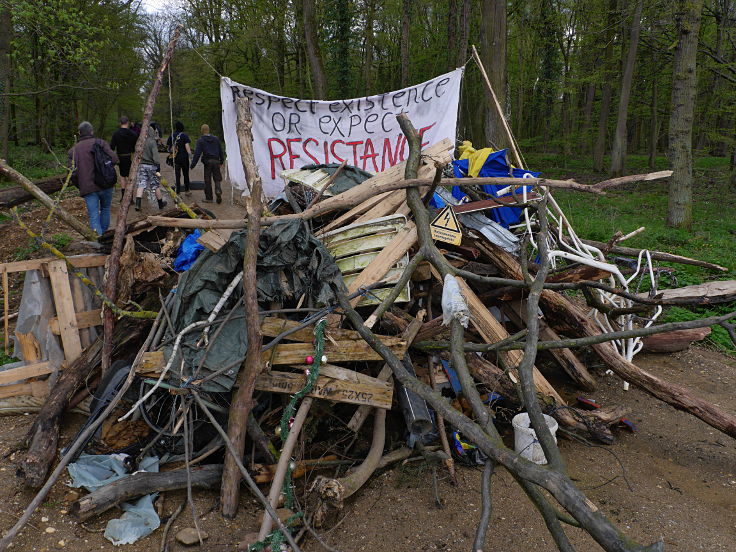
[[135, 127, 167, 211]]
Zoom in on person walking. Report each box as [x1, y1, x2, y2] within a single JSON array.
[[190, 124, 224, 203], [134, 127, 168, 212], [110, 116, 138, 199], [68, 121, 119, 236], [166, 121, 192, 195]]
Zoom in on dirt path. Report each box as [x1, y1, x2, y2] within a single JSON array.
[[0, 347, 732, 551]]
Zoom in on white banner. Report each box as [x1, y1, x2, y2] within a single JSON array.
[[220, 68, 463, 196]]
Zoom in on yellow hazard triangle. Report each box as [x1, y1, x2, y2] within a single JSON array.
[[430, 205, 462, 245]]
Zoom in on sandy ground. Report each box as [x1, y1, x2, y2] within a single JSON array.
[[0, 348, 732, 551]]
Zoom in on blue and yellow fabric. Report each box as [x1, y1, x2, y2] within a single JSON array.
[[430, 141, 540, 228]]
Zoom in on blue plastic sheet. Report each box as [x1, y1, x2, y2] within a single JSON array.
[[430, 149, 540, 228], [174, 229, 205, 271]]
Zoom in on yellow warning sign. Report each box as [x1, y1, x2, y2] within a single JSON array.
[[430, 205, 462, 246]]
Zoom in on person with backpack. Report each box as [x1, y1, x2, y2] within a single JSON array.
[[110, 116, 138, 199], [134, 126, 167, 212], [68, 121, 119, 236], [166, 121, 192, 195], [190, 124, 225, 203]]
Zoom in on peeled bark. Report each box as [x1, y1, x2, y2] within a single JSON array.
[[667, 0, 705, 228]]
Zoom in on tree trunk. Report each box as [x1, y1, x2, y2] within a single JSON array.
[[480, 0, 508, 149], [648, 48, 659, 169], [593, 0, 617, 171], [401, 0, 411, 87], [363, 0, 376, 94], [456, 0, 470, 68], [667, 0, 704, 229], [303, 0, 327, 98], [0, 3, 11, 161], [609, 0, 643, 176], [447, 0, 458, 71]]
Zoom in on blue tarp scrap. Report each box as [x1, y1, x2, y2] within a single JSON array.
[[430, 148, 540, 228], [174, 229, 205, 271]]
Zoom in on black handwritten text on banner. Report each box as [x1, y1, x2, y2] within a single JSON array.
[[220, 69, 463, 196]]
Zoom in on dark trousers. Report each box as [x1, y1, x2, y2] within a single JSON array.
[[203, 158, 223, 200], [174, 161, 190, 193]]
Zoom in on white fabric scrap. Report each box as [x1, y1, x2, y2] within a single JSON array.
[[441, 274, 469, 328]]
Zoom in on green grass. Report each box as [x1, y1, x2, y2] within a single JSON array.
[[12, 233, 72, 261], [525, 153, 735, 353], [1, 144, 63, 185], [0, 351, 19, 367]]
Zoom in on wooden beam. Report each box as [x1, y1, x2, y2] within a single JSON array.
[[47, 260, 83, 362], [264, 340, 405, 365], [0, 362, 55, 385], [260, 317, 404, 347], [0, 380, 48, 399], [197, 229, 229, 252], [254, 370, 392, 409], [49, 309, 102, 335], [0, 255, 107, 275]]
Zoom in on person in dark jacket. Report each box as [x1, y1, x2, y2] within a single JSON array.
[[134, 127, 167, 212], [68, 121, 118, 236], [110, 116, 137, 199], [166, 121, 192, 195], [190, 124, 224, 203]]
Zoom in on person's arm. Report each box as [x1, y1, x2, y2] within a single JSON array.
[[218, 138, 224, 165], [166, 135, 173, 152], [110, 131, 118, 152], [103, 140, 119, 164], [190, 139, 202, 168]]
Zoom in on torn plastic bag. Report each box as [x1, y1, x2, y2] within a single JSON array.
[[104, 494, 161, 546], [67, 454, 159, 492], [441, 274, 469, 328], [173, 229, 204, 272]]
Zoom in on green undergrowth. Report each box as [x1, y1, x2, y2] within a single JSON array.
[[0, 352, 19, 367], [525, 153, 735, 354], [1, 144, 63, 185]]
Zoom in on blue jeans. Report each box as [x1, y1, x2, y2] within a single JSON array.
[[83, 188, 113, 236]]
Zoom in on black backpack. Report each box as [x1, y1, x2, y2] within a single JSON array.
[[92, 139, 117, 189]]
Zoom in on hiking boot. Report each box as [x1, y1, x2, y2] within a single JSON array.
[[157, 198, 167, 210], [135, 197, 142, 211], [216, 194, 222, 204]]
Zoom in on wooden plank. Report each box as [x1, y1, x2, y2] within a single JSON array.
[[636, 280, 736, 305], [263, 340, 405, 365], [351, 190, 407, 226], [346, 223, 417, 308], [503, 299, 596, 391], [0, 362, 54, 385], [454, 276, 566, 406], [0, 380, 48, 399], [47, 260, 83, 362], [319, 192, 391, 234], [15, 332, 41, 363], [254, 370, 392, 409], [49, 309, 103, 335], [137, 350, 164, 375], [2, 268, 8, 355], [347, 316, 423, 432], [260, 317, 405, 347], [0, 255, 108, 275], [197, 229, 229, 252]]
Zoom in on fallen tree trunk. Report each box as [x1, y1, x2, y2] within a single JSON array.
[[19, 318, 149, 488], [481, 241, 736, 439], [71, 464, 222, 521], [0, 175, 65, 209], [0, 162, 97, 241], [641, 327, 711, 353]]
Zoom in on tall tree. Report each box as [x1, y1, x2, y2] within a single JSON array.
[[593, 0, 618, 171], [0, 2, 11, 160], [480, 0, 508, 149], [401, 0, 411, 87], [456, 0, 470, 68], [447, 0, 458, 71], [303, 0, 327, 98], [667, 0, 705, 228], [609, 0, 644, 176]]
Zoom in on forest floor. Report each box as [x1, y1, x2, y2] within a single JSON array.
[[0, 150, 734, 550]]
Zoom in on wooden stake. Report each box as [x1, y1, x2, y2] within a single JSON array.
[[471, 44, 525, 170], [221, 96, 265, 518], [101, 25, 182, 375]]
